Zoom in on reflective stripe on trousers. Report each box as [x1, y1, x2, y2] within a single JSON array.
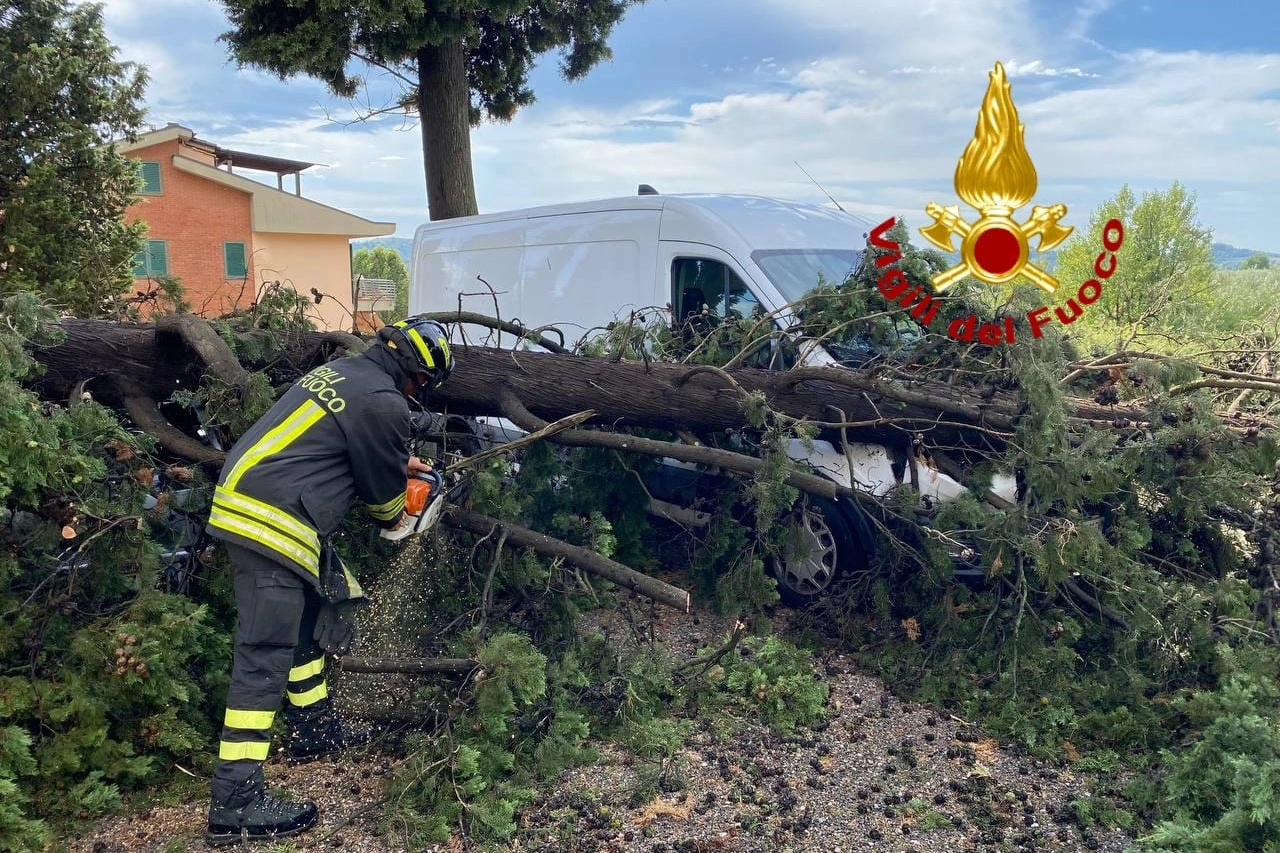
[[211, 543, 327, 802]]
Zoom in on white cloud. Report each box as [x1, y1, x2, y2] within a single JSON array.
[[1003, 59, 1097, 78], [761, 0, 1034, 66], [90, 0, 1280, 250], [1068, 0, 1116, 40], [453, 37, 1280, 247]]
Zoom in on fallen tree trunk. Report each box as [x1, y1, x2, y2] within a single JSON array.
[[434, 345, 1029, 453], [30, 319, 363, 468], [27, 320, 1139, 464], [29, 318, 360, 409]]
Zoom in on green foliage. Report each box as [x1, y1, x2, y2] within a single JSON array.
[[1053, 182, 1215, 351], [189, 370, 277, 444], [473, 441, 657, 571], [716, 635, 828, 736], [794, 216, 948, 349], [1138, 646, 1280, 853], [245, 280, 318, 332], [1199, 268, 1280, 334], [903, 797, 953, 832], [1239, 252, 1272, 271], [353, 246, 409, 324], [218, 0, 643, 123], [382, 632, 556, 845], [0, 0, 149, 316], [0, 294, 234, 848]]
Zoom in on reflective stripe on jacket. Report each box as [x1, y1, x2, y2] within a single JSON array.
[[207, 349, 413, 597]]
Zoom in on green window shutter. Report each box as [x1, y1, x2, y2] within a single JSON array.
[[139, 161, 162, 194], [131, 249, 148, 277], [147, 240, 168, 275], [224, 242, 247, 278]]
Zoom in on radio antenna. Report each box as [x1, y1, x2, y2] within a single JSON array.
[[795, 161, 845, 212]]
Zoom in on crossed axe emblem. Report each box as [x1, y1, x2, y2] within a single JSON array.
[[919, 202, 1073, 293]]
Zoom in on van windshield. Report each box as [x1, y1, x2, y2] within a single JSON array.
[[751, 247, 924, 368], [750, 249, 863, 304]]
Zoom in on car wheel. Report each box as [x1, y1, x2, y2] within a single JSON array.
[[767, 496, 866, 606]]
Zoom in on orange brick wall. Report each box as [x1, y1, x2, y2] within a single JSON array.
[[124, 140, 256, 317]]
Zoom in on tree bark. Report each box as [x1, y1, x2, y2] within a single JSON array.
[[430, 345, 1126, 455], [112, 375, 226, 468], [26, 320, 1145, 466], [28, 319, 357, 410], [417, 40, 479, 221]]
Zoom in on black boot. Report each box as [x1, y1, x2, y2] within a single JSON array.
[[284, 699, 374, 763], [206, 766, 318, 846]]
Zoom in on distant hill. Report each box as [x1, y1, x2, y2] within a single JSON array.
[[355, 236, 1278, 273], [1211, 242, 1280, 269]]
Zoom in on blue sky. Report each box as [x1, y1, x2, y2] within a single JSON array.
[[99, 0, 1280, 250]]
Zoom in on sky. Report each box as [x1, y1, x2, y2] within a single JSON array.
[[98, 0, 1280, 251]]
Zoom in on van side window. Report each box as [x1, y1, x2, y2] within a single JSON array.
[[671, 257, 791, 370], [672, 258, 759, 323]]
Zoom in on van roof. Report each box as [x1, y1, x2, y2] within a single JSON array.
[[414, 192, 880, 251], [669, 193, 879, 252]]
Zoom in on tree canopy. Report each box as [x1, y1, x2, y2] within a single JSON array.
[[217, 0, 645, 220], [1052, 182, 1214, 352], [352, 244, 409, 323], [0, 0, 148, 316]]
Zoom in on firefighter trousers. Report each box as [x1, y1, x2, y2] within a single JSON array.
[[210, 543, 331, 804]]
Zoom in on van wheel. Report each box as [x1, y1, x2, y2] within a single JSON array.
[[767, 496, 865, 606]]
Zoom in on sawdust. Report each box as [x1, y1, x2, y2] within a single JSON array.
[[629, 797, 693, 827], [974, 736, 1002, 765]]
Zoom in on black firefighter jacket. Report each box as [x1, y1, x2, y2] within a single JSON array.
[[207, 347, 415, 601]]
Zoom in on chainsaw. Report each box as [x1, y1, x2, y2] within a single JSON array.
[[379, 469, 448, 541]]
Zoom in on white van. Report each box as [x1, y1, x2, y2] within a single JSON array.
[[410, 189, 1016, 603]]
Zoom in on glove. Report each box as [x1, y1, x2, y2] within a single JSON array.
[[314, 600, 362, 655]]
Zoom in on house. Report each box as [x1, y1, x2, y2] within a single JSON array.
[[114, 123, 395, 331]]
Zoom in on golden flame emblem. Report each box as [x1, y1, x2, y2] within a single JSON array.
[[920, 62, 1072, 292]]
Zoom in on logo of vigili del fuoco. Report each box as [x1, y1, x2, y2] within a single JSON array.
[[869, 61, 1124, 345]]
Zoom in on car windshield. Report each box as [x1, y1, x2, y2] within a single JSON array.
[[751, 249, 863, 305]]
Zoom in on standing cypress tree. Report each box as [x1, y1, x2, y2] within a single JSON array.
[[0, 0, 148, 316], [218, 0, 646, 222]]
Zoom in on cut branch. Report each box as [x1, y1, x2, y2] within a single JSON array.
[[497, 389, 848, 502], [443, 408, 596, 474], [1170, 379, 1280, 396], [418, 310, 569, 353], [441, 506, 691, 612]]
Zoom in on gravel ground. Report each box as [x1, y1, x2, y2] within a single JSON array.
[[61, 600, 1137, 853]]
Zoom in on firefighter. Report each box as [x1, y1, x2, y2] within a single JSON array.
[[204, 317, 454, 845]]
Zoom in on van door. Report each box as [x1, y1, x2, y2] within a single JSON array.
[[660, 242, 793, 370], [657, 242, 898, 497]]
